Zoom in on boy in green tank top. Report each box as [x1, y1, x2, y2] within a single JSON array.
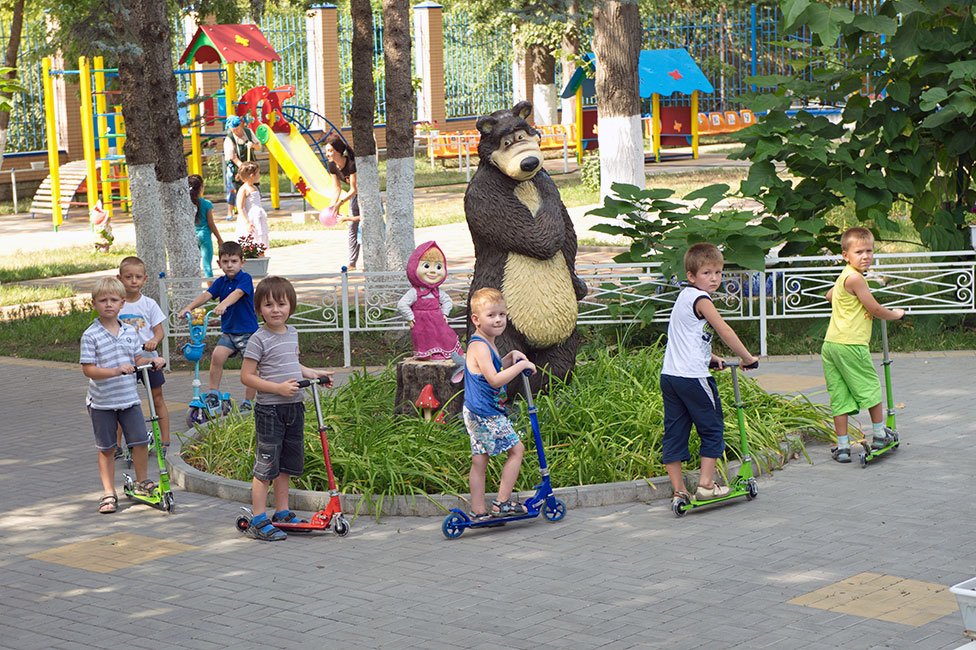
[[822, 227, 905, 463]]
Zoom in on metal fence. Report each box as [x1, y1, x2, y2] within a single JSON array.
[[159, 251, 976, 367], [1, 18, 48, 152], [443, 14, 514, 119]]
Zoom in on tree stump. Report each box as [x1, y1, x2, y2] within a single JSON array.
[[395, 358, 463, 418]]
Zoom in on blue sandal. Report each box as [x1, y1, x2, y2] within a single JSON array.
[[271, 510, 307, 524], [491, 499, 527, 517]]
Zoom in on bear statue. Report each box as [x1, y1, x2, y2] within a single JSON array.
[[464, 101, 587, 392]]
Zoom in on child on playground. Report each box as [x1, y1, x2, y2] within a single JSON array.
[[240, 276, 332, 541], [189, 174, 224, 278], [81, 277, 166, 514], [822, 227, 905, 463], [462, 287, 536, 521], [179, 240, 259, 411], [117, 256, 171, 454], [661, 243, 759, 506], [234, 161, 269, 251]]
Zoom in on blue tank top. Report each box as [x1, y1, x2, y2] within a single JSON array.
[[463, 335, 507, 417]]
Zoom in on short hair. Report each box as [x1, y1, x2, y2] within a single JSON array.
[[253, 276, 297, 317], [118, 256, 145, 274], [841, 227, 874, 251], [684, 243, 724, 275], [92, 276, 125, 300], [236, 161, 259, 182], [470, 287, 505, 315], [218, 241, 243, 259]]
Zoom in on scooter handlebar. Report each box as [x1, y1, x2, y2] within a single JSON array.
[[135, 360, 165, 373], [296, 376, 333, 389], [709, 359, 759, 370]]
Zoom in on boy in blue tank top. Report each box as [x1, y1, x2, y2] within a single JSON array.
[[661, 243, 759, 507], [463, 287, 536, 521]]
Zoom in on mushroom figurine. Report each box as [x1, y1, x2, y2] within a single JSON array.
[[415, 384, 440, 421], [433, 410, 447, 425]]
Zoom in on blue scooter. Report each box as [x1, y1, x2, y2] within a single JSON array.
[[181, 309, 232, 427], [442, 371, 567, 539]]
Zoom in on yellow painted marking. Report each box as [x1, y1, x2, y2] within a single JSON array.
[[29, 533, 197, 574]]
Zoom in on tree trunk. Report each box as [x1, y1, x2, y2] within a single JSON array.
[[561, 0, 579, 126], [115, 1, 166, 301], [530, 44, 557, 125], [0, 0, 25, 172], [593, 0, 644, 200], [382, 0, 415, 272], [141, 0, 198, 281], [350, 0, 384, 274]]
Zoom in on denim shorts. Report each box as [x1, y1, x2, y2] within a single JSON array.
[[89, 405, 149, 451], [660, 374, 725, 463], [462, 406, 521, 457], [252, 402, 305, 481], [216, 332, 252, 357]]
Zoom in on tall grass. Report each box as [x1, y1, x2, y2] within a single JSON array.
[[183, 345, 833, 516]]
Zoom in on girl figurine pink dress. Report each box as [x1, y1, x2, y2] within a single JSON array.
[[397, 242, 464, 368]]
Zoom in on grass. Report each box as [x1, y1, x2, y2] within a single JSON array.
[[0, 284, 75, 306], [0, 245, 137, 283], [182, 344, 833, 517]]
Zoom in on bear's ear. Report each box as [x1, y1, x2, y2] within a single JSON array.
[[476, 115, 498, 136], [512, 101, 533, 120]]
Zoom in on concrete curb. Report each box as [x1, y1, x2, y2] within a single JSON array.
[[167, 421, 806, 518]]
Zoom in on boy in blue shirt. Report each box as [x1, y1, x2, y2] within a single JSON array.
[[180, 241, 259, 410]]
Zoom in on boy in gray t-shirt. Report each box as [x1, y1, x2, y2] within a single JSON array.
[[240, 276, 332, 541]]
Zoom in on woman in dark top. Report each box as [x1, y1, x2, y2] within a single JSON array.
[[324, 134, 360, 270]]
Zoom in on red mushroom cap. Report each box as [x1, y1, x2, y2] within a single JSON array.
[[415, 384, 440, 409], [434, 411, 446, 424]]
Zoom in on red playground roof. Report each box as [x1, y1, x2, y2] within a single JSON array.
[[178, 24, 280, 65]]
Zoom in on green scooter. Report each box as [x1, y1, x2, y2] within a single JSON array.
[[672, 359, 760, 517], [859, 319, 900, 467], [122, 364, 176, 513]]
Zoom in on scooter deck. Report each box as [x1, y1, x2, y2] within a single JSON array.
[[859, 437, 900, 467], [673, 477, 758, 516]]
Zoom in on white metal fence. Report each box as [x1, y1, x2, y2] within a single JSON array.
[[160, 251, 976, 366]]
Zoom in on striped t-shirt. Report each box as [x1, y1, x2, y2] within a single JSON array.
[[243, 325, 303, 405], [79, 319, 144, 410]]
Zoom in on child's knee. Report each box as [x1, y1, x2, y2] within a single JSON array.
[[509, 442, 525, 459]]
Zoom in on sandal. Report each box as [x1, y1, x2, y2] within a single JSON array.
[[134, 479, 157, 496], [271, 510, 308, 524], [98, 494, 118, 514], [468, 511, 493, 523], [491, 499, 527, 517]]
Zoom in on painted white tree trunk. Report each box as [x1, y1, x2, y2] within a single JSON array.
[[561, 94, 576, 126], [533, 84, 558, 125], [0, 129, 7, 172], [127, 164, 167, 302], [357, 153, 385, 274], [158, 177, 200, 280], [384, 155, 415, 271], [597, 114, 644, 201]]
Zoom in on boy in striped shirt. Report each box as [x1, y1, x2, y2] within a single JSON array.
[[81, 277, 165, 514]]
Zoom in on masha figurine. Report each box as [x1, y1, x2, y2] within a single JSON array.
[[397, 241, 464, 372]]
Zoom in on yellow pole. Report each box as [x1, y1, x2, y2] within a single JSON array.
[[652, 93, 661, 163], [188, 71, 202, 176], [226, 63, 237, 120], [575, 87, 583, 165], [691, 90, 699, 160], [41, 57, 62, 231], [78, 57, 99, 218], [264, 61, 280, 209], [93, 56, 112, 219], [115, 106, 129, 211]]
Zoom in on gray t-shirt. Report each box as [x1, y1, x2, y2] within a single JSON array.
[[243, 325, 303, 405], [80, 319, 144, 410]]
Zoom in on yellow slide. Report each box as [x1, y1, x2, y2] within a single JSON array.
[[256, 122, 334, 210]]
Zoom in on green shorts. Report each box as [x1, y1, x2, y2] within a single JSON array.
[[821, 341, 882, 417]]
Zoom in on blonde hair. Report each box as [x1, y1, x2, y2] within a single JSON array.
[[236, 161, 260, 182], [684, 243, 724, 275], [841, 227, 874, 251], [118, 256, 145, 274], [420, 247, 445, 263], [92, 276, 125, 300], [469, 287, 505, 315]]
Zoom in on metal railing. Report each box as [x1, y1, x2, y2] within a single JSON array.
[[160, 251, 976, 366]]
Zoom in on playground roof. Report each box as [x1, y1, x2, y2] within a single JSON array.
[[178, 24, 280, 65], [560, 49, 714, 100]]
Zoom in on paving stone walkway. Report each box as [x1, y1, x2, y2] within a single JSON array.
[[0, 352, 973, 650]]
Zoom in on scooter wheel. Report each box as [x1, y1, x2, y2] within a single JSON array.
[[746, 478, 759, 500], [859, 451, 868, 468], [333, 517, 350, 537], [442, 513, 465, 539], [221, 399, 233, 417], [235, 516, 250, 533], [543, 498, 567, 522], [672, 498, 688, 518], [162, 493, 176, 513], [187, 408, 206, 428]]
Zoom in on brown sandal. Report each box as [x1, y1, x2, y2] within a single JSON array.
[[98, 494, 118, 514]]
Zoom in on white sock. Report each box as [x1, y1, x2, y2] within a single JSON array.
[[837, 435, 850, 449], [872, 422, 885, 439]]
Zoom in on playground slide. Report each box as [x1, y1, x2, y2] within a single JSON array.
[[256, 121, 334, 210]]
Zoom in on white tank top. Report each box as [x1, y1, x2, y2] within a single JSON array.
[[662, 285, 713, 378]]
